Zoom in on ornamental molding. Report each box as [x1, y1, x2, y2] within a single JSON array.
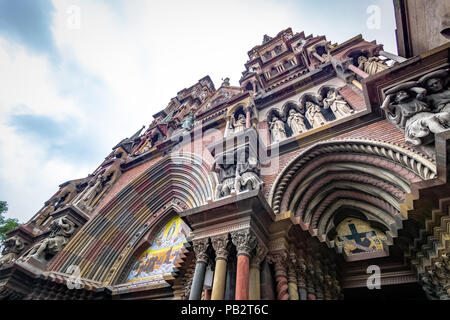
[[269, 138, 437, 214]]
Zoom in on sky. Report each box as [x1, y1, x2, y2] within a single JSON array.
[[0, 0, 398, 222]]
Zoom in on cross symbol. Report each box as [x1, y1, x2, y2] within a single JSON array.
[[338, 223, 376, 244]]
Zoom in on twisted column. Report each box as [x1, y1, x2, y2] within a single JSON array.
[[296, 250, 308, 300], [231, 229, 257, 300], [305, 253, 316, 300], [267, 251, 289, 300], [313, 252, 324, 300], [249, 242, 268, 300], [287, 247, 299, 300], [189, 238, 210, 300], [211, 234, 230, 300]]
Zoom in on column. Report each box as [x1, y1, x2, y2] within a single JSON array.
[[287, 248, 299, 300], [211, 234, 230, 300], [267, 251, 289, 300], [312, 51, 325, 63], [231, 229, 257, 300], [378, 50, 407, 63], [306, 254, 316, 300], [189, 238, 210, 300], [224, 254, 236, 300], [348, 64, 369, 79], [296, 252, 308, 300], [245, 106, 252, 129], [249, 243, 268, 300]]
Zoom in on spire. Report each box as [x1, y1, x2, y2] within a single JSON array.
[[262, 34, 273, 45]]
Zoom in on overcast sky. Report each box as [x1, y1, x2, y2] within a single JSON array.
[[0, 0, 397, 222]]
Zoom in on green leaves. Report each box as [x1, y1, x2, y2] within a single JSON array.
[[0, 201, 19, 242]]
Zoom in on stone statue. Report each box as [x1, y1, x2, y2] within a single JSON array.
[[405, 111, 450, 146], [214, 162, 237, 199], [357, 56, 389, 75], [305, 101, 326, 128], [418, 70, 450, 113], [0, 236, 25, 268], [323, 89, 354, 119], [25, 217, 76, 264], [270, 115, 287, 142], [181, 111, 196, 131], [287, 109, 307, 135], [232, 114, 246, 134], [381, 83, 430, 130], [73, 174, 105, 210], [234, 154, 263, 194]]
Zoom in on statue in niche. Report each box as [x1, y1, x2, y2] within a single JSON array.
[[418, 70, 450, 113], [0, 236, 26, 267], [25, 217, 76, 264], [232, 113, 247, 134], [269, 115, 287, 142], [287, 109, 307, 135], [305, 101, 327, 128], [357, 56, 389, 75], [322, 89, 354, 119], [73, 174, 104, 210], [214, 162, 237, 199], [181, 111, 196, 131]]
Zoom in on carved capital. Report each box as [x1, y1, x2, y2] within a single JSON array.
[[192, 238, 210, 264], [231, 229, 257, 257], [211, 234, 230, 261], [267, 250, 288, 278], [251, 242, 268, 269]]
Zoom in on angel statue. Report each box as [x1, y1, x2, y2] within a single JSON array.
[[323, 89, 354, 119], [232, 113, 247, 134]]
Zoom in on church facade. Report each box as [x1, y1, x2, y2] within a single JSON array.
[[1, 9, 450, 300]]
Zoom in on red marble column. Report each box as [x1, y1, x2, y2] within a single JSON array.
[[348, 64, 369, 79], [235, 255, 250, 300], [204, 288, 212, 300], [231, 229, 257, 301]]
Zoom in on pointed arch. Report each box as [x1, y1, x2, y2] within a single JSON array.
[[49, 153, 215, 283]]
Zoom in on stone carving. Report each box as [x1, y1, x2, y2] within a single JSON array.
[[232, 113, 246, 134], [181, 111, 196, 131], [305, 101, 326, 128], [25, 217, 76, 264], [251, 242, 268, 269], [266, 251, 289, 300], [287, 109, 307, 135], [421, 253, 449, 300], [322, 89, 354, 119], [381, 70, 450, 146], [231, 229, 257, 257], [269, 115, 287, 142], [357, 56, 389, 75], [235, 151, 263, 195], [192, 238, 210, 264], [211, 234, 230, 261], [214, 162, 237, 199], [0, 236, 26, 268]]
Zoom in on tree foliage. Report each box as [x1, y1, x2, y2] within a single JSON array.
[[0, 201, 19, 242]]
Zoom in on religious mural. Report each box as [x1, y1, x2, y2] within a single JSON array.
[[334, 218, 387, 256], [126, 216, 191, 283]]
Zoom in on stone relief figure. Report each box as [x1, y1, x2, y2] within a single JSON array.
[[305, 101, 327, 128], [405, 111, 450, 146], [234, 154, 263, 194], [287, 109, 308, 135], [382, 82, 430, 130], [381, 70, 450, 146], [418, 69, 450, 113], [0, 236, 26, 268], [270, 115, 287, 142], [214, 162, 237, 199], [357, 56, 389, 75], [232, 113, 246, 134], [322, 89, 354, 119], [181, 111, 196, 131], [25, 217, 76, 264], [73, 174, 105, 210]]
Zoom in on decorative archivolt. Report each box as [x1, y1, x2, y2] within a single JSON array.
[[268, 138, 437, 256], [48, 153, 214, 283]]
